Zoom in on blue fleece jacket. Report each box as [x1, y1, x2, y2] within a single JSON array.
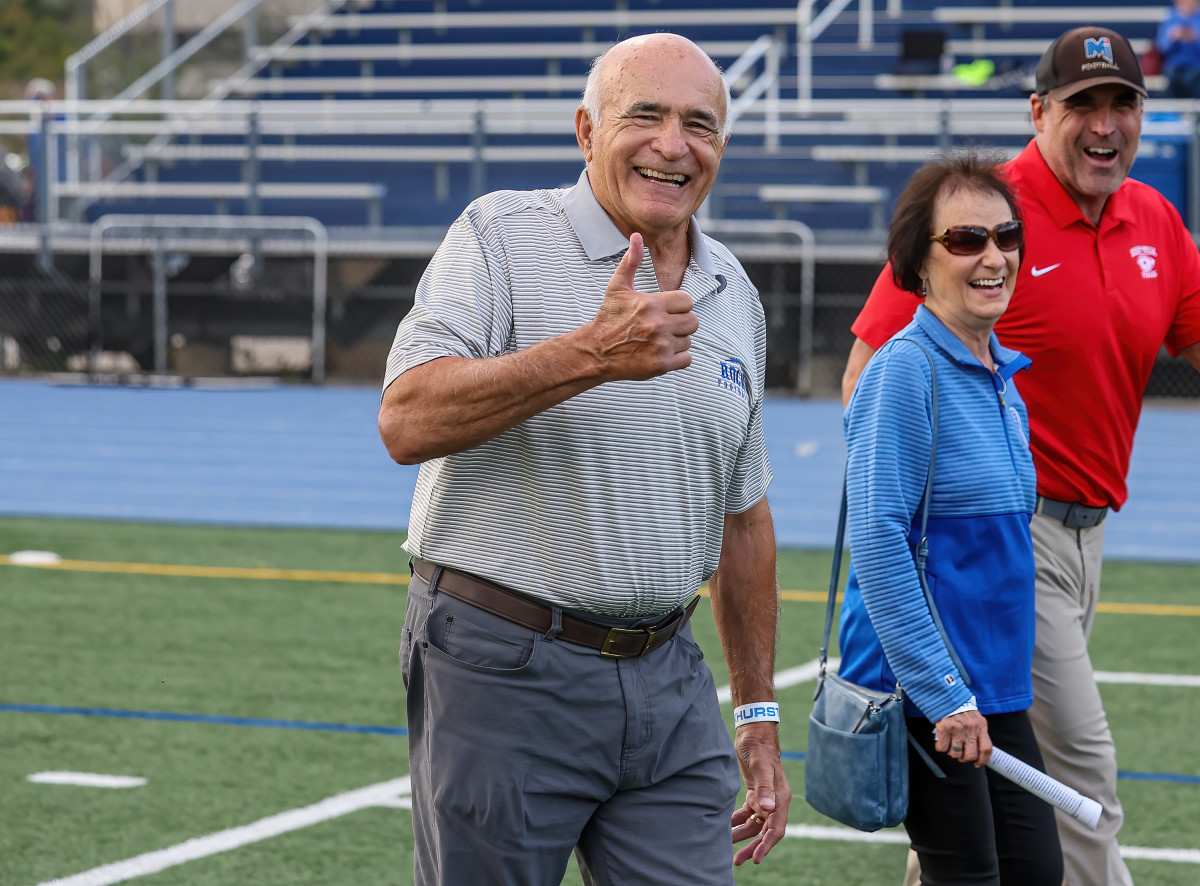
[[838, 306, 1037, 723]]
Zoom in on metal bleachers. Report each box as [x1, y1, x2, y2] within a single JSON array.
[[47, 0, 1192, 241]]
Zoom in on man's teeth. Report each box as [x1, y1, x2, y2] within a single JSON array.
[[1085, 147, 1116, 157], [971, 278, 1003, 288], [638, 167, 687, 185]]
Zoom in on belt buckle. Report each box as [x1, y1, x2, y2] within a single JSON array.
[[1064, 503, 1100, 528], [600, 625, 655, 658]]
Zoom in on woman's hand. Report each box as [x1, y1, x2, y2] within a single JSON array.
[[933, 711, 992, 767]]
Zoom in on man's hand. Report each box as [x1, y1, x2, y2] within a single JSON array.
[[730, 722, 791, 865], [582, 232, 699, 381]]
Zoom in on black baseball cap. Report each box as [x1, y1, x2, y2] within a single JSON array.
[[1034, 27, 1147, 100]]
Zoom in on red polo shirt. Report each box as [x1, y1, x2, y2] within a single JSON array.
[[852, 140, 1200, 509]]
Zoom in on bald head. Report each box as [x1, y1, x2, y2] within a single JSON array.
[[581, 34, 732, 141]]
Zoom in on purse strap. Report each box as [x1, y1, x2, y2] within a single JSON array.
[[819, 337, 971, 687]]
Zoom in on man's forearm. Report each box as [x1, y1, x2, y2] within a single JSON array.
[[709, 498, 779, 706], [379, 330, 607, 465]]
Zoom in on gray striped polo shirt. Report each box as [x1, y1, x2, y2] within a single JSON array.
[[384, 170, 771, 616]]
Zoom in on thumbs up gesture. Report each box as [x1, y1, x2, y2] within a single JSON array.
[[587, 233, 699, 381]]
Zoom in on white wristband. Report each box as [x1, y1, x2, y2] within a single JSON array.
[[734, 702, 780, 727]]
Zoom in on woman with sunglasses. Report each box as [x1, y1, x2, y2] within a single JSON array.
[[835, 151, 1063, 885]]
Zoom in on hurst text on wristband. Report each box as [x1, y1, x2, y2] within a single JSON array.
[[734, 702, 780, 727]]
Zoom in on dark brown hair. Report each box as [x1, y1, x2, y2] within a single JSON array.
[[888, 150, 1023, 296]]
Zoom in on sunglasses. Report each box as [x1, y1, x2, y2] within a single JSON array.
[[929, 219, 1024, 256]]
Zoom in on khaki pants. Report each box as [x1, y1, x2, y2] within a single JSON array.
[[903, 514, 1132, 886]]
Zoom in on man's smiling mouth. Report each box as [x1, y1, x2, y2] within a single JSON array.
[[637, 167, 689, 187]]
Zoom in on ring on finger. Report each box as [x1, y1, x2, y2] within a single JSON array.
[[950, 744, 964, 752], [749, 814, 764, 826]]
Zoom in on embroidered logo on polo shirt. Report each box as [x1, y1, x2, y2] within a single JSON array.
[[1130, 245, 1159, 279], [1030, 263, 1061, 277], [718, 357, 750, 398]]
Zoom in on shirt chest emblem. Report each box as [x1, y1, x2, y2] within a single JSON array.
[[1130, 245, 1159, 279], [717, 357, 749, 398]]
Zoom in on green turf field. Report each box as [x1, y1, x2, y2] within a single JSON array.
[[2, 517, 1197, 885]]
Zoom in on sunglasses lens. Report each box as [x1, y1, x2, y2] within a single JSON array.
[[994, 221, 1023, 251], [944, 228, 989, 255], [938, 221, 1023, 255]]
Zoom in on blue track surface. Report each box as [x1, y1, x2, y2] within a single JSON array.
[[1, 378, 1197, 561]]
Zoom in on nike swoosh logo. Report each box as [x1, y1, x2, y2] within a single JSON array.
[[1030, 263, 1061, 277]]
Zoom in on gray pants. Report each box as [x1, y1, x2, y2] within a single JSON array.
[[401, 569, 741, 886], [903, 514, 1131, 886]]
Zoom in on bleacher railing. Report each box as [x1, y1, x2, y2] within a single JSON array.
[[89, 214, 329, 381], [62, 0, 354, 204], [7, 96, 1200, 235], [797, 0, 898, 112]]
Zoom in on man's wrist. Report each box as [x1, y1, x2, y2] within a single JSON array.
[[734, 702, 780, 727]]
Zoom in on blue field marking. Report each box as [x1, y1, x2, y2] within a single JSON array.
[[5, 703, 1197, 786], [1117, 769, 1200, 785], [0, 703, 409, 736]]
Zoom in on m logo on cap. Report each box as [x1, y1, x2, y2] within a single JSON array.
[[1084, 37, 1114, 64]]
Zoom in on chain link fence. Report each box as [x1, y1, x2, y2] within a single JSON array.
[[1, 242, 1198, 400]]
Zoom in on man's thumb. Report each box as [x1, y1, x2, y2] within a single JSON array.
[[610, 232, 644, 291], [756, 788, 777, 813]]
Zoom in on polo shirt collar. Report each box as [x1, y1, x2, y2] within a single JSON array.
[[562, 170, 723, 281], [913, 305, 1031, 381], [1014, 139, 1136, 230]]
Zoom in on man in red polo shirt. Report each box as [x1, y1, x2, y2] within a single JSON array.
[[843, 27, 1200, 886]]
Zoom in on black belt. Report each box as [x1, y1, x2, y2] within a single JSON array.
[[1036, 496, 1108, 529], [411, 558, 699, 659]]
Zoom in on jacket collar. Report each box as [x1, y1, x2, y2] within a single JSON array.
[[913, 305, 1031, 380]]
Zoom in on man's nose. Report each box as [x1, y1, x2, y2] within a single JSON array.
[[653, 119, 688, 157], [1089, 106, 1116, 135]]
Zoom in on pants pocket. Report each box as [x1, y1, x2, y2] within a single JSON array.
[[424, 592, 537, 673]]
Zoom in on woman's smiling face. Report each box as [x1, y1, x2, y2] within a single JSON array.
[[921, 186, 1021, 339]]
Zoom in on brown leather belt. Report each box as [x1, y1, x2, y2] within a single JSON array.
[[412, 558, 699, 659]]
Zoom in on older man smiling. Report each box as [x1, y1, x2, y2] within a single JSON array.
[[379, 33, 789, 886]]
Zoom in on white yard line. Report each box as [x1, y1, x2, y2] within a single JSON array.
[[714, 662, 1200, 705], [1120, 847, 1200, 864], [780, 824, 1200, 863], [716, 657, 835, 704], [1094, 671, 1200, 688], [34, 776, 411, 886], [784, 823, 909, 844], [27, 772, 145, 789]]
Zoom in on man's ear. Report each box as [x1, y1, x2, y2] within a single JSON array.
[[575, 107, 594, 161], [1030, 93, 1047, 135]]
